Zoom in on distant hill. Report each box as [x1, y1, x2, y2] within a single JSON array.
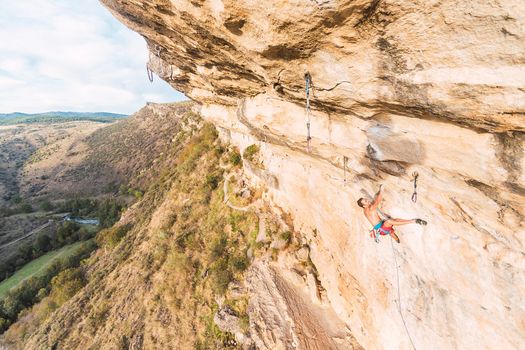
[[0, 111, 128, 125], [12, 102, 195, 202]]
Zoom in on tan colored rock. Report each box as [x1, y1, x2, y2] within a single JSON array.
[[96, 1, 525, 349], [246, 260, 363, 350], [213, 306, 248, 345], [295, 245, 310, 263]]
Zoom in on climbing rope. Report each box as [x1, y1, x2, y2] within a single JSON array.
[[411, 171, 419, 203], [304, 72, 312, 153], [390, 238, 417, 350]]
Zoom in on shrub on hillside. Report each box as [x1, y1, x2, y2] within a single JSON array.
[[39, 201, 54, 212], [242, 144, 260, 163], [211, 259, 234, 295], [230, 254, 249, 272], [19, 203, 33, 213], [210, 235, 228, 261], [205, 173, 220, 190], [49, 268, 85, 305], [58, 198, 97, 216], [280, 231, 292, 243], [56, 221, 81, 245], [0, 317, 9, 332], [96, 199, 124, 228], [34, 234, 52, 253], [96, 224, 131, 248], [229, 150, 242, 166], [0, 202, 33, 217]]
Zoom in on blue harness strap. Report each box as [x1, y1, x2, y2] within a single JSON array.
[[373, 221, 384, 231], [370, 220, 392, 243]]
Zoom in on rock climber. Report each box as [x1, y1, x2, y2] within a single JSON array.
[[357, 185, 427, 243]]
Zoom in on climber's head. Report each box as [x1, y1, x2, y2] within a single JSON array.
[[357, 198, 370, 208]]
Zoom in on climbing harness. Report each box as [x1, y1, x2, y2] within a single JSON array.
[[146, 64, 154, 83], [304, 72, 312, 153], [369, 209, 392, 243], [369, 225, 381, 243], [370, 220, 396, 243], [390, 238, 417, 350], [343, 157, 347, 185], [411, 171, 419, 203]]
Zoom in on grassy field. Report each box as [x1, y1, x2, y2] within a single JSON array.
[[0, 241, 84, 299]]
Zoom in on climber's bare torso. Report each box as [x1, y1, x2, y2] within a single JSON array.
[[364, 205, 382, 227], [359, 185, 386, 226]]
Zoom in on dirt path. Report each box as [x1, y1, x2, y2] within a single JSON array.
[[221, 162, 267, 242], [223, 172, 254, 212], [0, 221, 52, 250]]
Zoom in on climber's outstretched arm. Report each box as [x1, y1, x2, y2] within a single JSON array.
[[370, 185, 383, 210]]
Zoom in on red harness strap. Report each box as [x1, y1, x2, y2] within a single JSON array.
[[378, 223, 394, 236]]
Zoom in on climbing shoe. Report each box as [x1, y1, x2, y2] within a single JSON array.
[[416, 219, 427, 225]]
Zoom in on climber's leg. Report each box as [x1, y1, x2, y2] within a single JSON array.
[[390, 230, 400, 243], [384, 218, 416, 227]]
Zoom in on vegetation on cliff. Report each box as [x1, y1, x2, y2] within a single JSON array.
[[1, 108, 261, 349]]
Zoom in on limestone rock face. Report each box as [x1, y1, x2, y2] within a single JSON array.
[[100, 1, 524, 349]]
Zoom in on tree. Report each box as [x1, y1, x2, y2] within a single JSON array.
[[35, 234, 52, 253], [11, 195, 21, 204], [1, 294, 21, 319], [0, 317, 11, 333], [40, 201, 54, 212], [19, 203, 33, 213], [56, 221, 80, 245]]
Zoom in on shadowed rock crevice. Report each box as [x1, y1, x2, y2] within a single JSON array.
[[224, 17, 246, 35], [495, 132, 525, 185]]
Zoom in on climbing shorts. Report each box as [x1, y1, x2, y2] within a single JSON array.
[[371, 221, 394, 236]]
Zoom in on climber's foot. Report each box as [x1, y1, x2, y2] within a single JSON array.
[[415, 219, 427, 225], [391, 231, 401, 243]]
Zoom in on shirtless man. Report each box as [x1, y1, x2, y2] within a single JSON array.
[[357, 185, 427, 243]]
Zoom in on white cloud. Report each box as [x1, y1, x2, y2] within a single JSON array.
[[0, 0, 186, 114], [0, 76, 24, 89]]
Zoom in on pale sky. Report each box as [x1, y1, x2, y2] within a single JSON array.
[[0, 0, 187, 114]]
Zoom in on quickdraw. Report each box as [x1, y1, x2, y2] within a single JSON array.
[[411, 171, 418, 203], [146, 64, 154, 83], [304, 72, 312, 153], [146, 45, 163, 83], [390, 238, 417, 349]]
